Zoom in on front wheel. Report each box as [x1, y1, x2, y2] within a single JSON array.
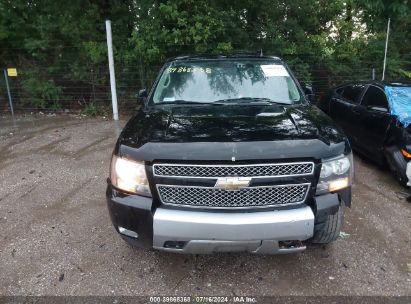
[[384, 147, 408, 187], [311, 205, 344, 244]]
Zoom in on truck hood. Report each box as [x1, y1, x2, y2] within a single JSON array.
[[117, 104, 348, 161]]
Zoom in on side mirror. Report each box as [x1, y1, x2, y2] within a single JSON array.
[[306, 94, 319, 105], [137, 89, 148, 104], [304, 85, 314, 96], [303, 85, 318, 105]]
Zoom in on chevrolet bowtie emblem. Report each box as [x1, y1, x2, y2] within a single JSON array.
[[215, 177, 251, 191]]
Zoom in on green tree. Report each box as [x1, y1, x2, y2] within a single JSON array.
[[0, 0, 409, 112]]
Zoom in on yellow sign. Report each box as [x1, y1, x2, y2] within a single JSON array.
[[7, 68, 17, 77]]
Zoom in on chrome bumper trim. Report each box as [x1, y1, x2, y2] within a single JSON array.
[[153, 206, 314, 254]]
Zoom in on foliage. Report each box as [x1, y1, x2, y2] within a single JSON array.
[[20, 72, 62, 109], [82, 101, 108, 117], [0, 0, 410, 112]]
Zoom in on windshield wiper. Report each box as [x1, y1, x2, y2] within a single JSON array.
[[156, 100, 224, 106], [158, 100, 206, 105], [213, 97, 292, 105], [154, 98, 292, 106]]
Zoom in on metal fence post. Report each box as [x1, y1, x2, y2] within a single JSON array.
[[105, 20, 119, 121], [382, 18, 390, 81], [3, 69, 15, 117]]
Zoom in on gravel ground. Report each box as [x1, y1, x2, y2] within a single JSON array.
[[0, 114, 410, 296]]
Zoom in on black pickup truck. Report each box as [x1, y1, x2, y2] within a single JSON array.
[[106, 54, 353, 254]]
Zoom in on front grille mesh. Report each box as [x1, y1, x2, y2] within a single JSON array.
[[157, 184, 310, 208], [154, 162, 313, 178]]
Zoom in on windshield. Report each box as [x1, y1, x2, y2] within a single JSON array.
[[151, 59, 301, 105]]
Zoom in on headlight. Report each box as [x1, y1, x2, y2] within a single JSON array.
[[316, 154, 353, 195], [320, 157, 350, 178], [110, 155, 151, 196]]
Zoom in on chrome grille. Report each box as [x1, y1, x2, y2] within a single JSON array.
[[157, 184, 310, 209], [154, 162, 314, 178]]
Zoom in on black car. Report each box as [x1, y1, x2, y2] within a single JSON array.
[[106, 54, 353, 254], [320, 81, 411, 186]]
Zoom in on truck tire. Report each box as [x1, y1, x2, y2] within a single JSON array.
[[311, 205, 344, 244]]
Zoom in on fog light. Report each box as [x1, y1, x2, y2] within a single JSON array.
[[118, 226, 139, 239], [164, 241, 186, 249]]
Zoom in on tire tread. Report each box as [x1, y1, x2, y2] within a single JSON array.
[[311, 206, 344, 244]]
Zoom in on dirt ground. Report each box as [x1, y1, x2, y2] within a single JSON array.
[[0, 114, 410, 296]]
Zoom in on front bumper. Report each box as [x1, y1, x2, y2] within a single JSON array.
[[107, 185, 343, 254], [152, 206, 314, 254]]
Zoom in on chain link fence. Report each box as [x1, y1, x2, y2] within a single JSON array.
[[1, 48, 409, 116]]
